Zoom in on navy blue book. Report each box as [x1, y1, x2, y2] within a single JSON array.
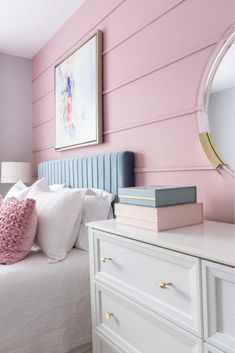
[[118, 186, 197, 207]]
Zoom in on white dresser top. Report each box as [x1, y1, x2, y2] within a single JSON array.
[[88, 220, 235, 267]]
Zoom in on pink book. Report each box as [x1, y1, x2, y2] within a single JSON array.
[[115, 203, 203, 231]]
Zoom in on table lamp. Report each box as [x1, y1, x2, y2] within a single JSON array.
[[0, 162, 32, 183]]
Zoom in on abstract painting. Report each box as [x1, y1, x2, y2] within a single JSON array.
[[55, 31, 102, 150]]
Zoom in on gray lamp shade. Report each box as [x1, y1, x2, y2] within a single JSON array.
[[1, 162, 32, 183]]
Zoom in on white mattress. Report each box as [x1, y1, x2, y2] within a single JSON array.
[[0, 248, 92, 353]]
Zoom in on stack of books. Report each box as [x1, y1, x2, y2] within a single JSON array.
[[115, 186, 203, 231]]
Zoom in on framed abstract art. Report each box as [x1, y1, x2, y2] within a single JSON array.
[[54, 30, 102, 150]]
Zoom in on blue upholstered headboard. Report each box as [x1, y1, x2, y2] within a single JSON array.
[[38, 151, 135, 196]]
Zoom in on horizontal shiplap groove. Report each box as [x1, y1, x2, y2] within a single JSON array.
[[33, 89, 54, 104], [32, 0, 184, 82], [32, 147, 213, 173], [33, 116, 54, 128], [103, 0, 185, 55], [32, 107, 197, 140], [103, 108, 197, 135], [33, 145, 54, 153], [32, 0, 125, 82], [32, 39, 216, 104], [135, 166, 215, 173], [103, 41, 216, 95]]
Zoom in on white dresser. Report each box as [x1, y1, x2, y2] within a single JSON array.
[[88, 220, 235, 353]]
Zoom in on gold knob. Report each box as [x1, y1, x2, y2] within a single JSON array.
[[160, 282, 172, 289], [105, 311, 114, 319], [101, 257, 112, 263]]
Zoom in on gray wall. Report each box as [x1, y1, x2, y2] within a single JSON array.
[[0, 53, 32, 195]]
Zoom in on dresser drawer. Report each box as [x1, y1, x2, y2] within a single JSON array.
[[100, 341, 120, 353], [204, 343, 225, 353], [202, 260, 235, 353], [94, 335, 123, 353], [94, 284, 202, 353], [92, 230, 202, 336]]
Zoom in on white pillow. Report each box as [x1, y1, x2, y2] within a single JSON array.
[[49, 183, 65, 191], [92, 188, 116, 204], [4, 179, 45, 200], [75, 189, 115, 251], [4, 180, 29, 200], [27, 180, 87, 262], [4, 179, 65, 200]]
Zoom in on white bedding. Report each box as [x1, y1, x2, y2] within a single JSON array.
[[0, 248, 91, 353]]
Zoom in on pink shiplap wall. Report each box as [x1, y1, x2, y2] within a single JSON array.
[[32, 0, 235, 223]]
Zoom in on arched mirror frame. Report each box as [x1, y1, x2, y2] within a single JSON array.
[[196, 25, 235, 179]]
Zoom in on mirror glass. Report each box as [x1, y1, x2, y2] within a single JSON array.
[[205, 35, 235, 174]]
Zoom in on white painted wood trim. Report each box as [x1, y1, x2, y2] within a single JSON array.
[[202, 260, 235, 353], [95, 282, 203, 353], [93, 229, 203, 337], [88, 221, 234, 353], [87, 220, 235, 267], [204, 343, 225, 353]]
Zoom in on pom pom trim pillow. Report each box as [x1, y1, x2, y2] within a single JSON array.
[[0, 197, 37, 265]]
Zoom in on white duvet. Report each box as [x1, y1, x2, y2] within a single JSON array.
[[0, 248, 91, 353]]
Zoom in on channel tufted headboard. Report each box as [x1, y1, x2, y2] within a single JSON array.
[[38, 151, 135, 196]]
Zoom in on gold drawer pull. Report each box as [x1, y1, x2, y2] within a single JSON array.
[[105, 311, 114, 319], [160, 282, 172, 289], [101, 257, 112, 263]]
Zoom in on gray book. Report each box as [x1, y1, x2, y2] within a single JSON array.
[[118, 186, 197, 207]]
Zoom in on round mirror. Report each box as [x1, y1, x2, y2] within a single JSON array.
[[199, 32, 235, 176]]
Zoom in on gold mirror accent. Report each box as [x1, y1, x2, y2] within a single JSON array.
[[199, 132, 224, 168], [198, 29, 235, 176]]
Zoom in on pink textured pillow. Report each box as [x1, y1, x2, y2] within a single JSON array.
[[0, 197, 37, 265]]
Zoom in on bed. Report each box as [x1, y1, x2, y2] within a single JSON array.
[[0, 151, 135, 353]]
